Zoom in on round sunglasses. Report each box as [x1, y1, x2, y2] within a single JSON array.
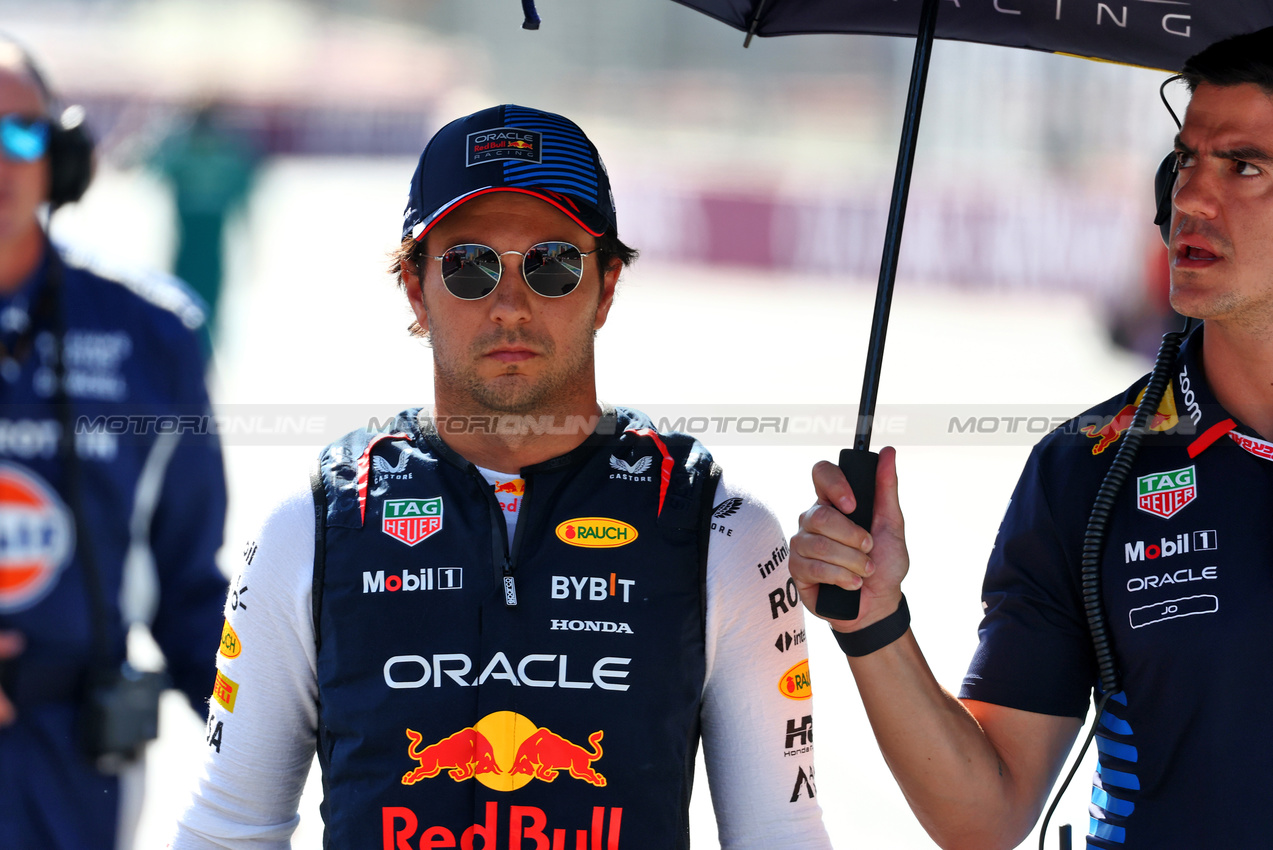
[[427, 242, 597, 300]]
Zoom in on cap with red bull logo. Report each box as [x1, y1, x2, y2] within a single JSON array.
[[402, 104, 618, 243]]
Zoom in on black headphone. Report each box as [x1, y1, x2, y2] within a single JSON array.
[[1153, 151, 1177, 247], [1153, 75, 1185, 248], [2, 35, 94, 209]]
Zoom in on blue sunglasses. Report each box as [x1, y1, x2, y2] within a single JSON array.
[[1, 115, 51, 162]]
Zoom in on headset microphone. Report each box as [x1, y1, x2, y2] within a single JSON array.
[[1152, 75, 1185, 248], [1153, 152, 1177, 248]]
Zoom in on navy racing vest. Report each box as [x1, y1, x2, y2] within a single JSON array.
[[312, 406, 720, 850]]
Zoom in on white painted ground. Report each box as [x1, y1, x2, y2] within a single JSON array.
[[53, 158, 1149, 849]]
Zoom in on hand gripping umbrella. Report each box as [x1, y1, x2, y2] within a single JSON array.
[[669, 0, 1273, 620]]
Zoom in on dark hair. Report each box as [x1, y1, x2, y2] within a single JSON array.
[[1181, 26, 1273, 95], [388, 229, 639, 338]]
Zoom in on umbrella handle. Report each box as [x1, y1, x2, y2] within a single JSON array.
[[521, 0, 541, 30], [814, 448, 878, 620]]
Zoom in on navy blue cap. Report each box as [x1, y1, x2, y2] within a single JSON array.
[[402, 104, 617, 243]]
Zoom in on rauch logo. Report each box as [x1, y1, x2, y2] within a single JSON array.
[[382, 497, 443, 545], [779, 659, 813, 701], [555, 517, 637, 549]]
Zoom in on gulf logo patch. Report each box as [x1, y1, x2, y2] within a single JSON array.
[[779, 659, 813, 700], [555, 517, 637, 549], [0, 463, 75, 613]]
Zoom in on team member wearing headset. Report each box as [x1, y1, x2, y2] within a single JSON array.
[[0, 39, 228, 850], [788, 27, 1273, 850]]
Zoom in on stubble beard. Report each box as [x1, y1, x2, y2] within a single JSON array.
[[430, 324, 598, 417], [1172, 270, 1273, 338]]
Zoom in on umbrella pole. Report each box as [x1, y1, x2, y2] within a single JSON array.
[[818, 0, 942, 620]]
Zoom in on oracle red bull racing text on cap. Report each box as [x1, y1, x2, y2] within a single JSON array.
[[402, 104, 618, 243]]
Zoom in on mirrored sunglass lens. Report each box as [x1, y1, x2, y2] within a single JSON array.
[[0, 117, 50, 162], [523, 242, 584, 297], [441, 245, 501, 299]]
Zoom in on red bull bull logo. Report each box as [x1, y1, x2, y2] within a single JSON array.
[[511, 728, 606, 787], [402, 711, 605, 791], [0, 463, 74, 613], [492, 478, 525, 496], [402, 727, 501, 784], [1080, 385, 1179, 455]]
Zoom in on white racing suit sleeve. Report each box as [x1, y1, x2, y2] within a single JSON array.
[[701, 474, 833, 848], [171, 489, 319, 850]]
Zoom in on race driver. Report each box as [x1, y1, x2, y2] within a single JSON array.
[[173, 104, 831, 849]]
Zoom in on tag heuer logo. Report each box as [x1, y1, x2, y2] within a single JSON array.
[[1136, 465, 1196, 519], [382, 498, 443, 545]]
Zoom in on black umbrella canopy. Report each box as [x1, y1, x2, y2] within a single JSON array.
[[673, 0, 1273, 72], [666, 0, 1273, 621]]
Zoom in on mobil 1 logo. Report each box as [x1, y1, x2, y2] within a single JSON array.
[[1124, 530, 1217, 563], [363, 568, 463, 594]]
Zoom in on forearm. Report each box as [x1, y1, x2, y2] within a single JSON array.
[[847, 632, 1038, 850]]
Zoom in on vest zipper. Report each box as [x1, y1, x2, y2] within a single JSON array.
[[500, 555, 517, 607], [475, 466, 521, 608]]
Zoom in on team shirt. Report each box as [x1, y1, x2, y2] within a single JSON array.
[[961, 328, 1273, 847]]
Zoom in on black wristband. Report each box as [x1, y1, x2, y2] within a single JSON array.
[[831, 594, 910, 657]]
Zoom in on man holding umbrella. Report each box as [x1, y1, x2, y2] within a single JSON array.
[[790, 26, 1273, 849]]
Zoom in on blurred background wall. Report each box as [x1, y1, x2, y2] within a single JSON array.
[[7, 0, 1177, 304]]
